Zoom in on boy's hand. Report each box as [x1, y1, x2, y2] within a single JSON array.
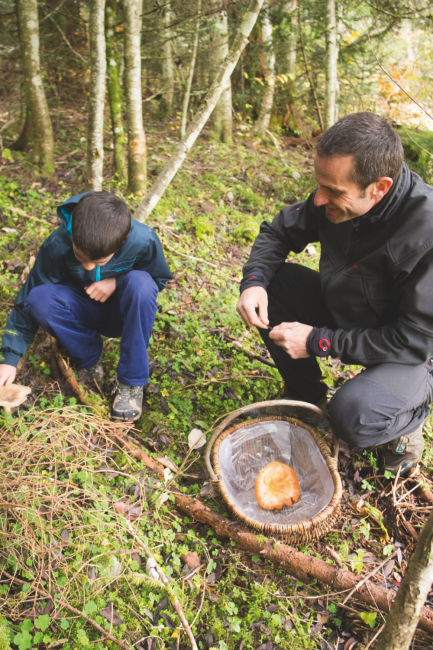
[[85, 278, 117, 303], [237, 287, 269, 329], [0, 364, 17, 386], [269, 322, 313, 358]]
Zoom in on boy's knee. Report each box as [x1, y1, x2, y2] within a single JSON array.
[[122, 271, 158, 301], [24, 285, 57, 321]]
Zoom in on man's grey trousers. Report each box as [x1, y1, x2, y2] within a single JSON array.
[[259, 263, 433, 448]]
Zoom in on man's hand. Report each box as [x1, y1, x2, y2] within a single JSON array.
[[84, 278, 117, 303], [237, 286, 269, 329], [0, 364, 17, 386], [269, 322, 313, 358]]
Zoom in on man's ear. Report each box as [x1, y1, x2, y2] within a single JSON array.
[[370, 176, 393, 202]]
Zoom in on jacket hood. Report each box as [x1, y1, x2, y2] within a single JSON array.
[[56, 191, 94, 237]]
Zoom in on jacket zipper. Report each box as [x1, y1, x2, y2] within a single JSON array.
[[321, 225, 361, 294]]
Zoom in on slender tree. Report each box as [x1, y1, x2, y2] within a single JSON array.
[[209, 10, 233, 144], [16, 0, 54, 174], [285, 0, 297, 77], [374, 509, 433, 650], [162, 4, 175, 112], [254, 5, 276, 134], [124, 0, 146, 194], [105, 0, 127, 181], [86, 0, 106, 191], [180, 0, 201, 139], [324, 0, 338, 129], [135, 0, 265, 223]]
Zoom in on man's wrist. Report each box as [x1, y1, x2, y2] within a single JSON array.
[[240, 268, 270, 294], [306, 327, 335, 357]]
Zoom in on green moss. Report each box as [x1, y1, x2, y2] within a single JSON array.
[[193, 215, 215, 241], [233, 215, 260, 243], [0, 617, 11, 650]]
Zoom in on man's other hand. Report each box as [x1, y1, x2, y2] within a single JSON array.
[[269, 322, 313, 358], [0, 364, 17, 386], [237, 286, 269, 329], [85, 278, 117, 303]]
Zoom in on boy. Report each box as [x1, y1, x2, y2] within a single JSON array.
[[0, 191, 172, 421]]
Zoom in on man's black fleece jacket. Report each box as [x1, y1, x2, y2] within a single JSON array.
[[240, 163, 433, 366]]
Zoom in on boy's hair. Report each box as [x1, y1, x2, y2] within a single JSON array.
[[72, 191, 131, 260], [316, 112, 404, 189]]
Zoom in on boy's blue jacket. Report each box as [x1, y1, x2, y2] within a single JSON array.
[[1, 192, 172, 367]]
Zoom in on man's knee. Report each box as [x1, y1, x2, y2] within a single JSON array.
[[328, 378, 386, 448], [121, 271, 158, 303]]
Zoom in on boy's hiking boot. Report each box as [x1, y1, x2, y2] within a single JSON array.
[[78, 358, 103, 382], [112, 382, 143, 422], [380, 420, 425, 477]]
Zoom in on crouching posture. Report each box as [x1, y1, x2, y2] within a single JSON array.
[[0, 191, 172, 421], [237, 112, 433, 476]]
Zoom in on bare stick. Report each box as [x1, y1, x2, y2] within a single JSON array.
[[125, 522, 199, 650], [51, 337, 93, 406]]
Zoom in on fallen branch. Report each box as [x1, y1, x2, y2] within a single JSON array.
[[51, 337, 92, 406], [125, 522, 199, 650], [3, 572, 133, 650], [109, 433, 433, 634]]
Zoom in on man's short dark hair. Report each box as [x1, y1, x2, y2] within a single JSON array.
[[316, 112, 404, 189], [72, 191, 131, 260]]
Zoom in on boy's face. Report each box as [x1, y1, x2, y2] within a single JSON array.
[[73, 244, 114, 271]]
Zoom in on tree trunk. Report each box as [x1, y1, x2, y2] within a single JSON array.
[[105, 0, 127, 181], [16, 0, 54, 174], [180, 0, 201, 139], [86, 0, 106, 191], [374, 509, 433, 650], [253, 6, 275, 134], [285, 0, 297, 77], [297, 0, 324, 132], [123, 0, 146, 195], [135, 0, 264, 223], [324, 0, 338, 130], [10, 103, 33, 151], [162, 4, 175, 113], [209, 10, 233, 144]]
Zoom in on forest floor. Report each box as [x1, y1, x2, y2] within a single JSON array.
[[1, 105, 433, 650]]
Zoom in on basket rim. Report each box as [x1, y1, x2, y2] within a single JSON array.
[[212, 415, 342, 535]]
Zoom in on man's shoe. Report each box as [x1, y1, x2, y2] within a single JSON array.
[[380, 420, 425, 477], [112, 382, 144, 421], [78, 358, 103, 381]]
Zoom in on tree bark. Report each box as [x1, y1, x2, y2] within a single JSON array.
[[374, 509, 433, 649], [86, 0, 106, 191], [209, 10, 233, 144], [135, 0, 264, 222], [180, 0, 201, 139], [124, 0, 146, 195], [253, 5, 275, 134], [324, 0, 338, 130], [16, 0, 54, 174], [162, 4, 175, 113], [10, 103, 33, 151], [105, 0, 127, 181]]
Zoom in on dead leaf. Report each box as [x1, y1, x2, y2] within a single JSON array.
[[383, 559, 395, 577], [182, 551, 201, 569], [160, 612, 176, 629], [188, 428, 206, 450], [200, 482, 216, 498], [100, 601, 124, 625]]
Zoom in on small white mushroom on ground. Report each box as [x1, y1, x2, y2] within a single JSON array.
[[0, 384, 31, 413]]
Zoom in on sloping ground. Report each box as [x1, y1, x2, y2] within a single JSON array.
[[1, 110, 433, 650]]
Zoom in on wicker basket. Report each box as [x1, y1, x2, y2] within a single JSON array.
[[204, 400, 342, 546]]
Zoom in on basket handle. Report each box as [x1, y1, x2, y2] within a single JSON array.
[[204, 399, 339, 481]]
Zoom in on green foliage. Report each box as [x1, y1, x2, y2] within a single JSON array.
[[360, 611, 377, 628], [233, 215, 260, 243], [193, 215, 215, 241]]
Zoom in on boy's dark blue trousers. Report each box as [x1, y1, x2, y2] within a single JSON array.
[[24, 270, 158, 386]]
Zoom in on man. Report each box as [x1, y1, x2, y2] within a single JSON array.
[[237, 112, 433, 476]]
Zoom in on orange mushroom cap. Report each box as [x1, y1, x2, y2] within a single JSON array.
[[255, 461, 300, 510]]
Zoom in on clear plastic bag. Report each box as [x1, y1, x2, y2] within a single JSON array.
[[218, 420, 334, 525]]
